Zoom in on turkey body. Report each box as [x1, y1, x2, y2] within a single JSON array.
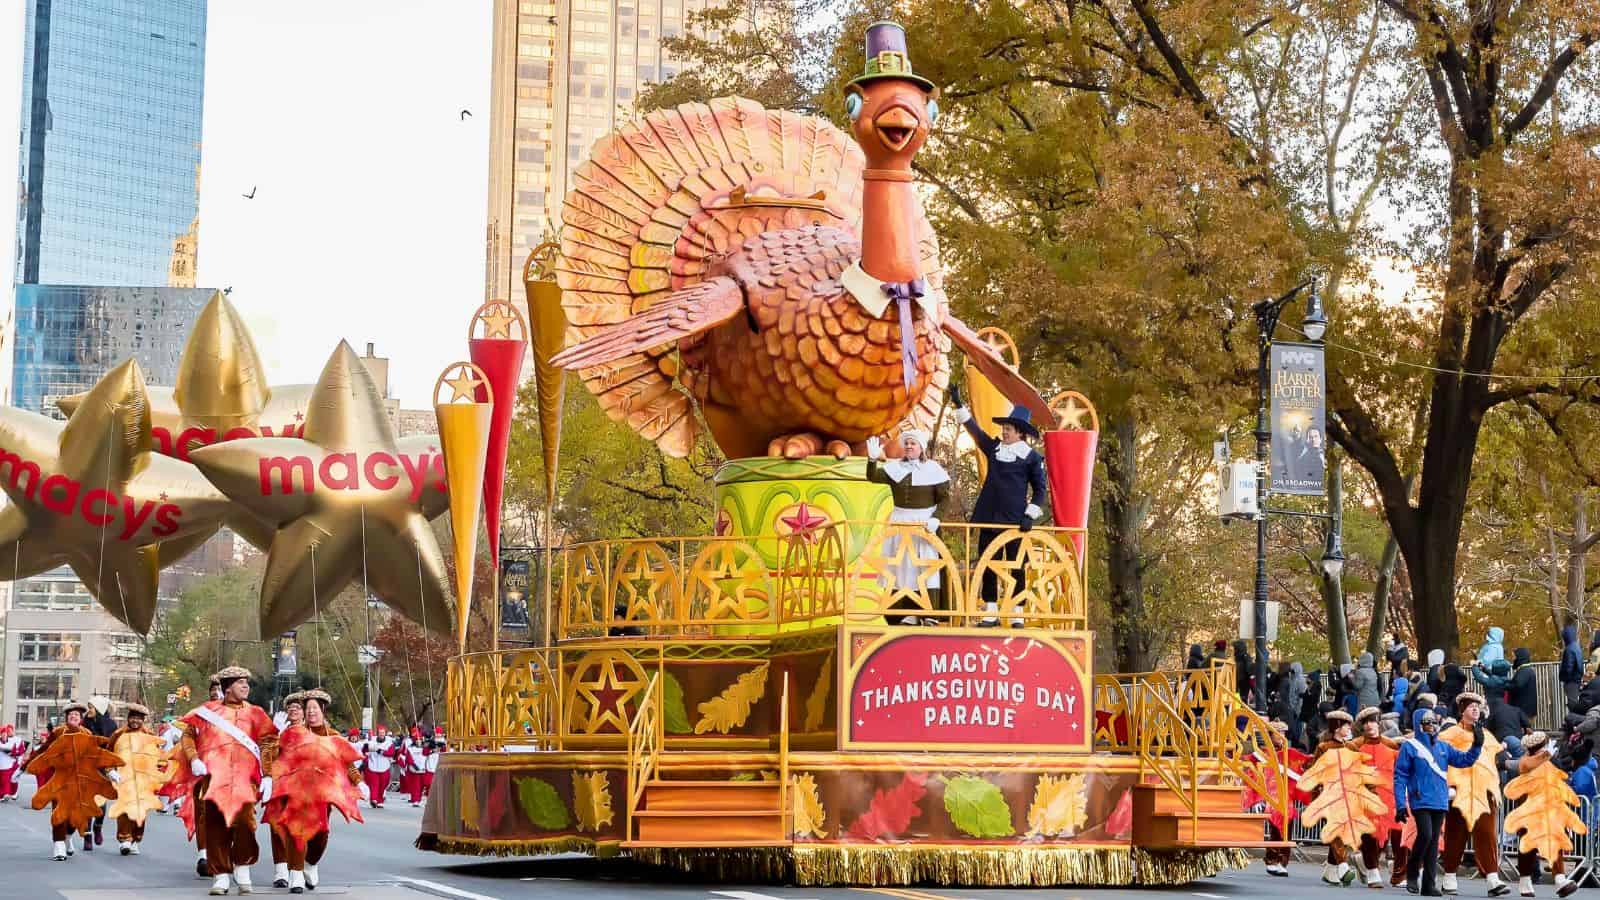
[[682, 224, 941, 455]]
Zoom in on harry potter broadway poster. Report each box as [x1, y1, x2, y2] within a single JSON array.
[[1269, 342, 1326, 496]]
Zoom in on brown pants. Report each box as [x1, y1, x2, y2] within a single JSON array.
[[50, 822, 89, 841], [1360, 830, 1409, 873], [115, 815, 145, 842], [192, 780, 206, 852], [200, 800, 259, 873], [270, 826, 284, 864], [1266, 822, 1292, 866], [1518, 850, 1564, 878], [1442, 809, 1498, 876], [1328, 838, 1349, 864], [270, 824, 328, 870]]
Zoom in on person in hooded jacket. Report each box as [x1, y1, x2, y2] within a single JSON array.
[[1394, 705, 1485, 897], [1280, 662, 1308, 745], [1571, 663, 1600, 715], [1355, 653, 1383, 711], [1506, 648, 1539, 719], [1392, 665, 1418, 715], [1475, 658, 1512, 700], [1185, 643, 1207, 670], [1388, 639, 1412, 690], [1440, 663, 1468, 712], [1427, 649, 1447, 694], [1209, 639, 1230, 666], [1301, 671, 1325, 751], [1233, 639, 1254, 700], [1560, 625, 1584, 707], [1478, 627, 1506, 668]]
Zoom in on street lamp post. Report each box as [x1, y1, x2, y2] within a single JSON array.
[[1250, 279, 1325, 712]]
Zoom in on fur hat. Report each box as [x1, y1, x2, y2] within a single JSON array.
[[123, 702, 150, 718], [302, 689, 331, 708], [1325, 710, 1354, 725], [1415, 692, 1438, 706], [283, 691, 307, 708], [1525, 731, 1550, 754], [1356, 706, 1383, 724], [61, 699, 88, 716], [1455, 691, 1486, 709], [214, 665, 251, 687], [1267, 720, 1290, 733]]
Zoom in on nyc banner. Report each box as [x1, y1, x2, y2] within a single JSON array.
[[1269, 341, 1326, 496]]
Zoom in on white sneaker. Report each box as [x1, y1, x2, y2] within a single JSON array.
[[50, 841, 66, 861], [1442, 873, 1460, 895], [1326, 863, 1343, 885], [1556, 875, 1577, 898], [65, 837, 74, 857], [210, 874, 231, 896], [1368, 870, 1383, 888], [1518, 876, 1534, 897], [273, 862, 289, 888], [289, 870, 305, 894], [304, 863, 318, 891], [130, 842, 140, 855], [233, 866, 253, 894], [1488, 874, 1511, 897], [119, 840, 131, 856]]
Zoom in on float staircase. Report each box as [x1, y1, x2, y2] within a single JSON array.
[[1130, 783, 1276, 848]]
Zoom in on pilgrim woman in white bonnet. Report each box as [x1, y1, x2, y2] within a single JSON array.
[[864, 428, 950, 624]]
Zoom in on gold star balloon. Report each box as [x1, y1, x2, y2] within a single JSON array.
[[0, 359, 234, 633], [56, 291, 450, 545], [189, 341, 456, 638]]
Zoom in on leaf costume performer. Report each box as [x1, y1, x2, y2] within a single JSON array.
[[1502, 732, 1584, 898], [1303, 710, 1386, 886], [180, 666, 278, 896], [264, 689, 364, 895], [269, 692, 307, 889], [1438, 693, 1511, 897], [1246, 719, 1310, 876], [105, 702, 168, 856], [26, 699, 123, 861], [1350, 706, 1407, 887]]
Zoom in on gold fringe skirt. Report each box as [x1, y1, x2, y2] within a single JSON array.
[[630, 845, 1251, 886]]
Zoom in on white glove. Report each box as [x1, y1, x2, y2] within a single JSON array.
[[259, 776, 273, 803], [107, 770, 121, 784], [925, 517, 941, 534], [1025, 503, 1042, 521], [359, 782, 371, 801], [954, 407, 972, 424], [190, 759, 208, 778], [272, 711, 288, 731], [865, 436, 884, 460]]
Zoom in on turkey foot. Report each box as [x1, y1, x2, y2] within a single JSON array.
[[768, 433, 851, 460]]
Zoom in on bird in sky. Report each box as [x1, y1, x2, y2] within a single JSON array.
[[242, 186, 256, 200], [459, 109, 472, 120]]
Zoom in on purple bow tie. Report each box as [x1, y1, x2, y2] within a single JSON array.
[[883, 279, 928, 390]]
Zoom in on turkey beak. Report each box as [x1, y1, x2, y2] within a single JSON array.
[[874, 105, 920, 153]]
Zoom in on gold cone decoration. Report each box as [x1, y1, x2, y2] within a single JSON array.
[[0, 359, 234, 634], [434, 362, 494, 652], [524, 242, 566, 504], [189, 342, 456, 638], [962, 326, 1020, 481]]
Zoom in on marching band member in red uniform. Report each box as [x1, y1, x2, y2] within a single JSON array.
[[358, 725, 394, 809], [401, 728, 428, 807], [0, 724, 26, 801]]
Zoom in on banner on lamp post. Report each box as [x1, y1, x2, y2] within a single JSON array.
[[499, 556, 531, 631], [1269, 341, 1326, 496]]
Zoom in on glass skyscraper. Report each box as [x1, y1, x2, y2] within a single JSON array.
[[11, 0, 209, 416]]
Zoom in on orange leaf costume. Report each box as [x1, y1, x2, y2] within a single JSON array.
[[24, 728, 123, 833], [1350, 735, 1401, 836], [1503, 758, 1588, 862], [1299, 746, 1389, 848], [264, 724, 365, 850], [180, 699, 276, 825], [1440, 724, 1503, 824], [1244, 745, 1310, 830]]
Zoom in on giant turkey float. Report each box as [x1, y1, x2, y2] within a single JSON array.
[[415, 21, 1292, 887]]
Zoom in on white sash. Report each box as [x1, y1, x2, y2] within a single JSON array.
[[195, 705, 261, 766], [1251, 750, 1302, 782], [1405, 737, 1449, 780]]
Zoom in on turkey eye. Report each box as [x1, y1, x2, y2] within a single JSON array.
[[927, 98, 940, 124], [845, 93, 863, 121]]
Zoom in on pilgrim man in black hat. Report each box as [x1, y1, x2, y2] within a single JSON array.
[[949, 385, 1049, 625]]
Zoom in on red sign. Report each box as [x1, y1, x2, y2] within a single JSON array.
[[845, 631, 1089, 750]]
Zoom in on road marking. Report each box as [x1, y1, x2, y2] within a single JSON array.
[[388, 875, 502, 900], [863, 889, 957, 900], [1193, 892, 1227, 899], [714, 891, 821, 900]]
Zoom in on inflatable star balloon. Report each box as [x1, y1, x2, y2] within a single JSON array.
[[0, 360, 233, 633], [190, 341, 456, 638]]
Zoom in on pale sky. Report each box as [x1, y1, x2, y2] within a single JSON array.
[[0, 1, 493, 409]]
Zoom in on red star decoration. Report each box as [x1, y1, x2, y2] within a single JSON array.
[[589, 672, 629, 722], [780, 502, 827, 532], [158, 492, 168, 501], [293, 410, 305, 422], [714, 511, 732, 536]]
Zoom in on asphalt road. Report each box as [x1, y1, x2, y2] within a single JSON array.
[[0, 782, 1548, 899]]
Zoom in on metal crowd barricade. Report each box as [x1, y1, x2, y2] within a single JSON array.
[[1465, 661, 1563, 731]]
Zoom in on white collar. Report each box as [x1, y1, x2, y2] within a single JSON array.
[[881, 458, 949, 486], [841, 261, 941, 323], [995, 441, 1033, 463]]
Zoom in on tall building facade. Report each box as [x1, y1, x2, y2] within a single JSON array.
[[484, 0, 708, 305]]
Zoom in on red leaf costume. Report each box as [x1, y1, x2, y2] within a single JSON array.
[[1351, 735, 1402, 836], [264, 724, 364, 850], [24, 728, 123, 833], [158, 740, 200, 839], [1244, 745, 1312, 830], [180, 699, 276, 826]]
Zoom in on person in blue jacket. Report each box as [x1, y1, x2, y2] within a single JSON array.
[[949, 386, 1048, 626], [1394, 706, 1485, 897]]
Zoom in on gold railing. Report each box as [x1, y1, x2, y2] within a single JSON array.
[[779, 674, 790, 840], [557, 520, 1088, 640], [625, 672, 663, 842], [1092, 661, 1234, 753], [1214, 690, 1292, 829], [1134, 681, 1201, 836]]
